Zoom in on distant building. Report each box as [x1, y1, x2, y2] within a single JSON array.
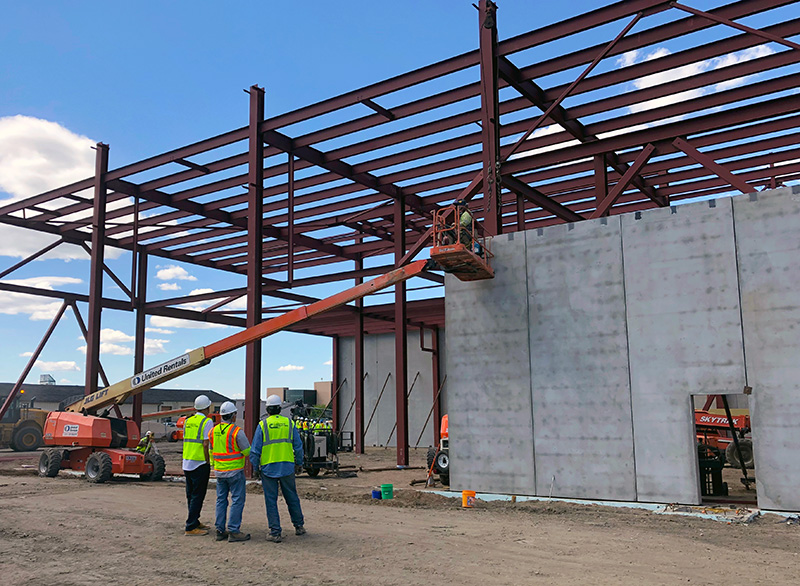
[[314, 381, 332, 405], [39, 374, 55, 385], [268, 382, 333, 407], [0, 382, 231, 419]]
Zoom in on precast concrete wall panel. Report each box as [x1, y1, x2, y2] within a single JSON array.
[[623, 199, 745, 504], [364, 334, 395, 446], [336, 331, 441, 448], [527, 218, 636, 500], [446, 232, 535, 494], [734, 187, 800, 511], [337, 336, 356, 436]]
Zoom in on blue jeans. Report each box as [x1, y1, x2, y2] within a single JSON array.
[[261, 473, 304, 536], [215, 470, 246, 533]]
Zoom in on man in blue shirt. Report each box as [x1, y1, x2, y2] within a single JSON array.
[[249, 394, 306, 543]]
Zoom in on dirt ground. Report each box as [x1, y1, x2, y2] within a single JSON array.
[[1, 444, 798, 586]]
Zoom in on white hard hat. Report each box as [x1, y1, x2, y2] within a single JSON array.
[[220, 401, 237, 416], [194, 394, 212, 410], [266, 394, 282, 407], [145, 431, 153, 436]]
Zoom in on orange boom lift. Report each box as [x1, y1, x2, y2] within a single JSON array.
[[38, 247, 491, 483]]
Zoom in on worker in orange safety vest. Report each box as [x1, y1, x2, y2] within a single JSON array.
[[209, 401, 251, 543]]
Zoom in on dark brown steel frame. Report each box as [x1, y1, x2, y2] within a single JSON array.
[[1, 0, 799, 464]]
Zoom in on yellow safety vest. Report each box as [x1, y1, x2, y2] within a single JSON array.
[[182, 413, 210, 463], [259, 415, 295, 466], [210, 423, 248, 472]]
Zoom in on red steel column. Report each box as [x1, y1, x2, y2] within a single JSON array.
[[245, 85, 265, 451], [479, 0, 502, 236], [84, 143, 109, 396], [394, 194, 409, 466], [132, 251, 147, 426], [432, 326, 442, 446], [354, 258, 365, 453]]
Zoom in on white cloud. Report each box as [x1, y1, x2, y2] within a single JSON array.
[[155, 265, 197, 281], [144, 338, 169, 355], [0, 116, 94, 201], [158, 282, 181, 291], [99, 328, 134, 343], [0, 116, 122, 261], [145, 327, 174, 335], [77, 342, 134, 356], [149, 315, 226, 330], [59, 378, 72, 384], [323, 359, 332, 366], [75, 328, 136, 355], [616, 45, 776, 119], [0, 276, 81, 320], [278, 364, 304, 372], [34, 359, 80, 372], [19, 351, 33, 357]]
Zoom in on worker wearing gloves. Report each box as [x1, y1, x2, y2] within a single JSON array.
[[209, 401, 251, 543], [183, 395, 214, 536], [249, 394, 306, 543]]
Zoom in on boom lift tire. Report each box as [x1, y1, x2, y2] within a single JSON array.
[[85, 452, 113, 483], [725, 439, 755, 469], [426, 447, 436, 472], [436, 449, 450, 486], [168, 430, 179, 442], [38, 449, 62, 478], [10, 423, 42, 452], [139, 453, 166, 482]]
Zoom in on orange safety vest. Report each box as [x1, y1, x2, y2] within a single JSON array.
[[209, 423, 246, 472]]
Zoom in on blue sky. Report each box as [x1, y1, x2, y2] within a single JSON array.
[[1, 1, 796, 400]]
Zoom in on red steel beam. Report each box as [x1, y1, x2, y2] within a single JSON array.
[[672, 137, 754, 194], [245, 85, 265, 454], [394, 194, 409, 467], [0, 302, 69, 421], [479, 0, 503, 235], [84, 143, 109, 396], [592, 144, 658, 218], [204, 259, 431, 358]]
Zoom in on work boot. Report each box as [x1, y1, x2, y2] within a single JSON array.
[[228, 531, 251, 543], [197, 522, 210, 530], [295, 526, 306, 536], [215, 530, 229, 542], [185, 527, 209, 536], [266, 533, 283, 543]]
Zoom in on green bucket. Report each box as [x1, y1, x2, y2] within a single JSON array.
[[380, 483, 394, 500]]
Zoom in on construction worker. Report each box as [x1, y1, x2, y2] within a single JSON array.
[[135, 430, 154, 454], [442, 199, 474, 247], [182, 395, 214, 536], [209, 401, 251, 543], [249, 394, 306, 543]]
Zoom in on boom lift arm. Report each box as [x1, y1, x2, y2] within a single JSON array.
[[65, 259, 435, 416]]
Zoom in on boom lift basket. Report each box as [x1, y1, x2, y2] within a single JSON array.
[[430, 204, 494, 281]]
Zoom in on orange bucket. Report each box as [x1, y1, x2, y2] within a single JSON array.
[[462, 490, 476, 508]]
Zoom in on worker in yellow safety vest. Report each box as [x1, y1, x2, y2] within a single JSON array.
[[209, 401, 251, 543], [183, 395, 215, 535], [250, 394, 306, 543]]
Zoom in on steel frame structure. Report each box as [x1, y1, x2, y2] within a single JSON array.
[[1, 0, 799, 465]]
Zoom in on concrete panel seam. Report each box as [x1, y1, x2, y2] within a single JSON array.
[[619, 216, 638, 502], [730, 199, 750, 388], [523, 229, 537, 490]]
